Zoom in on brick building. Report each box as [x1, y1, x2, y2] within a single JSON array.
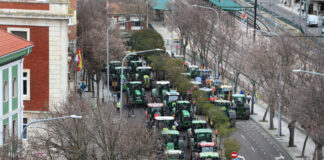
[[0, 0, 73, 139]]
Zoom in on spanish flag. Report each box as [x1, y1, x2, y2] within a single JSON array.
[[76, 48, 82, 71]]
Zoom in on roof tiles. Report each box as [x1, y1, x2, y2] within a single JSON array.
[[0, 29, 33, 57]]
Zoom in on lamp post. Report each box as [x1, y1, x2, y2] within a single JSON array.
[[119, 48, 163, 118], [192, 4, 220, 79], [107, 20, 131, 103], [292, 69, 324, 76], [19, 115, 82, 158]]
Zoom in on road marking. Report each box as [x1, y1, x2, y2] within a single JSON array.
[[238, 155, 246, 160], [274, 154, 285, 160], [241, 134, 246, 140], [251, 146, 256, 152]]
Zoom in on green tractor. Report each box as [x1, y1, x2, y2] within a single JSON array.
[[198, 69, 211, 87], [161, 129, 184, 150], [164, 150, 184, 160], [136, 66, 153, 90], [163, 91, 180, 116], [152, 81, 171, 102], [187, 65, 199, 79], [111, 66, 129, 91], [211, 100, 236, 127], [129, 60, 143, 80], [232, 94, 250, 120], [218, 85, 233, 101], [192, 142, 218, 160], [175, 101, 194, 130], [126, 81, 147, 107], [187, 120, 208, 137], [154, 116, 175, 130], [195, 152, 220, 160], [108, 61, 121, 84], [145, 103, 164, 122], [190, 128, 216, 150]]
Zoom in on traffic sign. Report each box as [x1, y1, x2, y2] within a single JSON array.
[[231, 152, 238, 159]]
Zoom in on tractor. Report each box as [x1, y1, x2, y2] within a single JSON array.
[[190, 128, 216, 150], [187, 65, 199, 79], [198, 69, 211, 87], [154, 116, 175, 130], [152, 81, 171, 102], [129, 60, 143, 80], [232, 94, 250, 120], [126, 81, 147, 107], [161, 129, 184, 150], [175, 101, 194, 130], [111, 66, 129, 91], [195, 152, 221, 160], [163, 91, 180, 116], [108, 61, 121, 84], [192, 142, 218, 160], [191, 81, 202, 90], [136, 66, 153, 90], [218, 85, 233, 101], [145, 103, 164, 122], [211, 99, 236, 127], [164, 150, 184, 160]]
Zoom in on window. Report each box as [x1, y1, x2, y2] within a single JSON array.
[[22, 69, 30, 100], [119, 17, 126, 30], [68, 17, 74, 26], [23, 118, 27, 139], [12, 77, 17, 98], [3, 81, 8, 102], [130, 17, 141, 30], [3, 124, 8, 143], [7, 28, 30, 41], [12, 120, 17, 137]]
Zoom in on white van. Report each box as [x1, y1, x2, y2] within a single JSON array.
[[307, 15, 318, 27]]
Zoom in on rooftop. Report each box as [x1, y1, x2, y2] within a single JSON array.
[[0, 29, 33, 57]]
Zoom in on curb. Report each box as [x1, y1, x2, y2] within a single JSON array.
[[250, 115, 297, 160]]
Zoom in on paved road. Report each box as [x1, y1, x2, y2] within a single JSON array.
[[231, 120, 293, 160]]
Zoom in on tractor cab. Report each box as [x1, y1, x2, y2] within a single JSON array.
[[191, 81, 202, 90], [146, 103, 164, 122], [161, 129, 182, 150], [154, 116, 175, 130], [136, 66, 153, 89], [199, 87, 214, 100], [152, 81, 171, 102], [187, 65, 199, 79], [165, 150, 184, 160], [108, 61, 121, 84], [129, 60, 143, 79], [127, 54, 140, 64], [111, 66, 130, 91], [198, 69, 211, 86], [232, 94, 250, 120], [196, 152, 221, 160], [126, 81, 146, 106], [191, 128, 215, 150], [192, 142, 218, 160], [163, 91, 180, 116], [218, 85, 233, 100], [175, 101, 193, 130]]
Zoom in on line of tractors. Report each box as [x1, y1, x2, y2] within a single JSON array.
[[108, 53, 250, 160]]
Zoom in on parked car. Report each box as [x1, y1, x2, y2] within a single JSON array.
[[307, 15, 318, 27]]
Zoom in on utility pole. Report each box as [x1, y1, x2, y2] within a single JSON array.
[[278, 55, 282, 137], [253, 0, 258, 42]]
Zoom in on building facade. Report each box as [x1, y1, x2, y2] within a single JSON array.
[[0, 29, 33, 146], [0, 0, 71, 139]]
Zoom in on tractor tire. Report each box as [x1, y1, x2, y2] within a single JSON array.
[[245, 110, 250, 120]]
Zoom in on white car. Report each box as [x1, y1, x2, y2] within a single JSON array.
[[307, 15, 318, 27]]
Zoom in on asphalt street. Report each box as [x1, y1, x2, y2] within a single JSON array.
[[231, 120, 293, 160]]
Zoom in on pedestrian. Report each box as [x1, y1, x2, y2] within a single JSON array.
[[116, 100, 120, 112], [173, 121, 178, 130], [78, 83, 82, 98], [81, 82, 86, 92], [246, 93, 252, 104]]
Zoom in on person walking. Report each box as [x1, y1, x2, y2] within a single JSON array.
[[116, 100, 121, 113], [246, 93, 252, 104], [78, 83, 82, 98]]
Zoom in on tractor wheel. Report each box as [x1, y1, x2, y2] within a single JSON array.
[[245, 110, 250, 120]]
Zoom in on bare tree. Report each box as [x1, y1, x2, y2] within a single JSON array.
[[25, 97, 161, 159]]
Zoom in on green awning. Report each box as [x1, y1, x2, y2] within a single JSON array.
[[209, 0, 244, 11], [150, 0, 169, 10]]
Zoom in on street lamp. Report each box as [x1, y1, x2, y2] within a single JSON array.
[[292, 69, 324, 76], [19, 115, 82, 158], [192, 4, 220, 79], [119, 48, 163, 118], [107, 20, 132, 103]]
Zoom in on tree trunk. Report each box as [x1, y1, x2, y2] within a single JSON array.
[[269, 105, 274, 129], [102, 77, 105, 104], [288, 120, 296, 147], [301, 132, 309, 157], [251, 82, 256, 114], [97, 79, 100, 105], [262, 106, 269, 121], [234, 72, 240, 93], [92, 78, 95, 97], [314, 142, 323, 160]]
